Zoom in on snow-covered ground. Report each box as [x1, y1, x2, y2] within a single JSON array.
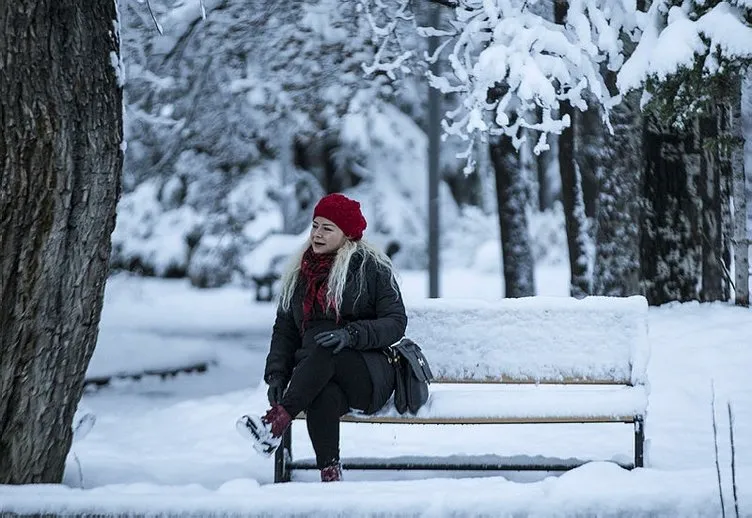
[[2, 267, 752, 517]]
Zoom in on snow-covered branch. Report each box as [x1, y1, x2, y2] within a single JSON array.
[[618, 0, 752, 125], [360, 0, 417, 79], [361, 0, 633, 153], [439, 0, 631, 152]]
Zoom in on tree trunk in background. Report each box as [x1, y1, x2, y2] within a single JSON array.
[[592, 91, 643, 296], [558, 101, 591, 297], [490, 136, 535, 298], [534, 108, 558, 211], [697, 110, 730, 302], [476, 136, 497, 214], [0, 2, 122, 484], [536, 150, 550, 211], [732, 75, 749, 306], [555, 0, 590, 298], [641, 117, 702, 305], [574, 106, 601, 219]]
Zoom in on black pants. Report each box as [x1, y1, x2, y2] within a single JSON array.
[[280, 345, 373, 469]]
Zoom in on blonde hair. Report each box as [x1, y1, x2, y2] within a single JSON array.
[[277, 239, 399, 315]]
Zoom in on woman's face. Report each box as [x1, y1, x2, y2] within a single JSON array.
[[310, 217, 347, 254]]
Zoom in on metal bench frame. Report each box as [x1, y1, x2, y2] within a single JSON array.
[[273, 378, 646, 483]]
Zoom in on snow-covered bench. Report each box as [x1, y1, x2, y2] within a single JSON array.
[[240, 232, 304, 302], [275, 296, 650, 483]]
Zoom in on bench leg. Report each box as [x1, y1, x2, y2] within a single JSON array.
[[634, 415, 645, 468], [274, 425, 292, 483]]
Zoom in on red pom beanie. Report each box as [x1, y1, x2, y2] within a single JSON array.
[[313, 193, 367, 241]]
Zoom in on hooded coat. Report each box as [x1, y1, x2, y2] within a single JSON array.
[[263, 251, 407, 413]]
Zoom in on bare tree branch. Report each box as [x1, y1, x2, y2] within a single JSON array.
[[146, 0, 164, 35], [427, 0, 459, 7]]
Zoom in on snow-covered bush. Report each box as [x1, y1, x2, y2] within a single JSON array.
[[111, 180, 203, 277], [187, 234, 240, 289], [111, 159, 295, 285]]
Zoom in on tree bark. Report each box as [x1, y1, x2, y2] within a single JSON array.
[[574, 106, 601, 220], [641, 117, 702, 305], [558, 101, 591, 297], [490, 136, 535, 298], [697, 111, 729, 302], [732, 75, 749, 306], [555, 0, 590, 298], [592, 90, 643, 296], [0, 2, 123, 484]]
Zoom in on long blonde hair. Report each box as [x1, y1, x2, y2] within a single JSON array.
[[277, 239, 399, 315]]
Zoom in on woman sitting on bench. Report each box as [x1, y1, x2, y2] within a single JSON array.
[[236, 193, 407, 482]]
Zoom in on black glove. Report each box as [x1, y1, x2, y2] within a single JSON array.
[[314, 327, 356, 354], [266, 377, 287, 405]]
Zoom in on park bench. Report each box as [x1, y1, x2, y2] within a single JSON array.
[[273, 295, 650, 483], [241, 233, 304, 302]]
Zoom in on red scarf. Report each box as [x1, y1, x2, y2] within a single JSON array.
[[300, 247, 336, 332]]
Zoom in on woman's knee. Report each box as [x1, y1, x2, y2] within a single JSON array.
[[307, 382, 348, 415]]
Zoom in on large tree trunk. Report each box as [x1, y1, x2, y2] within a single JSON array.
[[490, 136, 535, 298], [0, 2, 123, 484], [592, 91, 643, 296], [641, 117, 702, 305]]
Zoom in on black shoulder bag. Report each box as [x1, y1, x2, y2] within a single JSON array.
[[389, 338, 434, 414]]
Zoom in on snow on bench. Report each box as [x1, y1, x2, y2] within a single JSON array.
[[276, 295, 650, 482], [405, 296, 649, 385]]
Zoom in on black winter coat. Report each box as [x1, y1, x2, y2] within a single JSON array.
[[263, 251, 407, 413]]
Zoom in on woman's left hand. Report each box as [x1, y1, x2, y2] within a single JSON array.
[[314, 328, 352, 354]]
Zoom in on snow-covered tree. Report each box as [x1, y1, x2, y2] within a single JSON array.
[[617, 0, 752, 304], [116, 0, 450, 283]]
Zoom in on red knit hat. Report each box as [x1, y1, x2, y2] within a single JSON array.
[[313, 193, 367, 241]]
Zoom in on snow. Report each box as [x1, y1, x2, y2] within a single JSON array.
[[404, 296, 649, 383], [2, 267, 751, 516]]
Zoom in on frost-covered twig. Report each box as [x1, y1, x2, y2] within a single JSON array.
[[728, 402, 739, 518], [146, 0, 164, 35], [712, 382, 727, 518], [428, 0, 460, 7], [360, 0, 416, 80], [72, 452, 85, 489]]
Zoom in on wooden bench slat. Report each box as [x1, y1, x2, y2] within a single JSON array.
[[339, 415, 638, 424], [433, 377, 632, 385]]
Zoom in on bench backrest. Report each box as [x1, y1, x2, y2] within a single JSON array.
[[404, 296, 649, 385]]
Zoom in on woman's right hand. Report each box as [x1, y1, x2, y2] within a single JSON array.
[[266, 377, 287, 405]]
